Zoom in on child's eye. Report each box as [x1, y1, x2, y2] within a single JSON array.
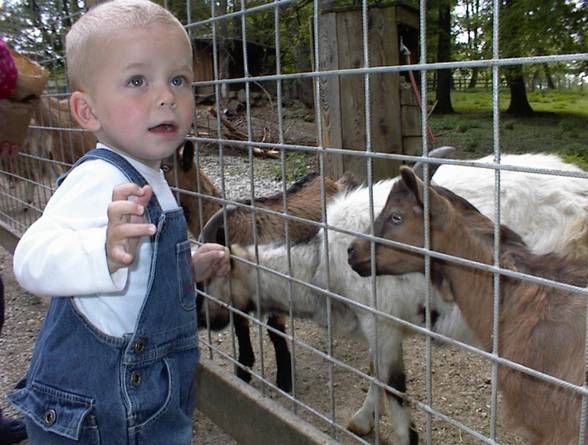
[[171, 76, 187, 87], [128, 76, 145, 87]]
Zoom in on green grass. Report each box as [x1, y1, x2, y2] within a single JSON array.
[[428, 89, 588, 169]]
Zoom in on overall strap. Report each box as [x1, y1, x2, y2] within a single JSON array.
[[57, 148, 163, 224]]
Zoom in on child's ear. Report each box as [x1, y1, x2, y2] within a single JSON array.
[[69, 91, 100, 132]]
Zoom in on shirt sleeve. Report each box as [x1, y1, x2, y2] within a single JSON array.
[[13, 160, 130, 297]]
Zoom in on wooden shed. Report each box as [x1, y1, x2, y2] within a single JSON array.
[[192, 38, 275, 95], [317, 1, 422, 182]]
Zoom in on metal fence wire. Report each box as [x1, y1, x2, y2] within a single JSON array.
[[2, 1, 588, 444]]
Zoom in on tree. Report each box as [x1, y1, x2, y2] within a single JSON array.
[[499, 0, 533, 116], [433, 0, 455, 113], [462, 0, 483, 88], [499, 0, 586, 115]]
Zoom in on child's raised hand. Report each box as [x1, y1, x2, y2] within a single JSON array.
[[106, 183, 156, 273], [192, 243, 230, 283]]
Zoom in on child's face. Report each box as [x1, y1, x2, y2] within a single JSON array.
[[87, 23, 194, 169]]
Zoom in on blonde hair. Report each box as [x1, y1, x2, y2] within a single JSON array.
[[65, 0, 190, 91]]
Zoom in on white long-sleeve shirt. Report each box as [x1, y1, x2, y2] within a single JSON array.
[[13, 144, 179, 337]]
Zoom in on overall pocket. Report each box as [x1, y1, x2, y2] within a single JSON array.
[[176, 240, 196, 311], [7, 380, 99, 443]]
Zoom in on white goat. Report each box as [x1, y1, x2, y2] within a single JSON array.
[[434, 153, 588, 260], [205, 153, 588, 445]]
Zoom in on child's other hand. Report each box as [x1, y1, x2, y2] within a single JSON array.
[[192, 243, 230, 283], [106, 183, 156, 273]]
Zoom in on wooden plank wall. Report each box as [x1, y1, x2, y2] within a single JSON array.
[[319, 4, 422, 182]]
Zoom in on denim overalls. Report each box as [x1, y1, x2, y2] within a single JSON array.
[[8, 149, 199, 445]]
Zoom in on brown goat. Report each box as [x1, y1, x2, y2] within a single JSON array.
[[348, 167, 588, 444], [165, 141, 356, 392], [32, 96, 97, 172]]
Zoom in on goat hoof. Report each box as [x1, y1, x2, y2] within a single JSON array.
[[347, 415, 373, 437], [409, 427, 419, 445], [276, 371, 292, 392], [236, 366, 252, 383]]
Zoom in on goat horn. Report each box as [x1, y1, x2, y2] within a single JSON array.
[[199, 205, 239, 244], [413, 146, 457, 181]]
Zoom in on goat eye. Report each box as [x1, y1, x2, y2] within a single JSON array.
[[161, 164, 171, 174], [390, 213, 403, 225]]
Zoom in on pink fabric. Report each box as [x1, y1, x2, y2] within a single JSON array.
[[0, 38, 17, 100]]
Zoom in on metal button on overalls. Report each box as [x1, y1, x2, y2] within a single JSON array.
[[130, 370, 142, 386], [134, 338, 145, 353], [43, 409, 56, 426]]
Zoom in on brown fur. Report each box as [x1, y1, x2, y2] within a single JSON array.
[[32, 96, 97, 171], [353, 167, 588, 444], [163, 141, 353, 244]]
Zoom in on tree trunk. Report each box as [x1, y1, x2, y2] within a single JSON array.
[[544, 64, 556, 89], [502, 0, 533, 116], [506, 68, 534, 116], [434, 1, 454, 114], [468, 68, 478, 89]]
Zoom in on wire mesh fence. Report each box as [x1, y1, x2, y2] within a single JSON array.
[[1, 1, 588, 444]]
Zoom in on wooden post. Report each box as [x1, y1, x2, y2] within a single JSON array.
[[318, 3, 420, 182]]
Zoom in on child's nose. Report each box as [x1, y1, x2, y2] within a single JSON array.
[[159, 99, 176, 109], [157, 86, 176, 108]]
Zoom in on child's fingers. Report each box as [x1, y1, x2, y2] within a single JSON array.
[[215, 258, 230, 277], [132, 185, 153, 208], [107, 200, 146, 225], [197, 243, 225, 254], [195, 249, 226, 265], [106, 223, 156, 270], [112, 183, 145, 203], [110, 223, 156, 241], [108, 243, 134, 266]]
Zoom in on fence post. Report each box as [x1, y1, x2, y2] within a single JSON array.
[[317, 3, 421, 182]]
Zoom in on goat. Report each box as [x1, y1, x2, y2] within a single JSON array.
[[350, 166, 588, 444], [31, 96, 97, 175], [166, 141, 357, 392], [431, 153, 588, 261], [0, 97, 95, 210], [205, 152, 588, 444]]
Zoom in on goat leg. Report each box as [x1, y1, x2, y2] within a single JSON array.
[[266, 314, 292, 393], [233, 314, 254, 383]]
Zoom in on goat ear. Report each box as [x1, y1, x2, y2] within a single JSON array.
[[179, 140, 195, 172], [429, 189, 452, 225], [400, 166, 424, 206], [400, 167, 451, 225]]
